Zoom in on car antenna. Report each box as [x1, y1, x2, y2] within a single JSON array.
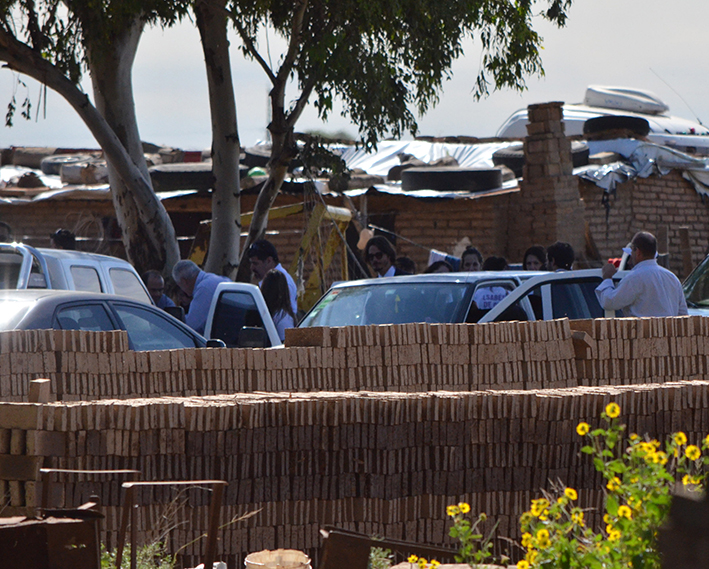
[[650, 67, 705, 127]]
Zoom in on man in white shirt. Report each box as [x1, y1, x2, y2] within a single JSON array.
[[247, 239, 298, 314], [595, 231, 688, 317]]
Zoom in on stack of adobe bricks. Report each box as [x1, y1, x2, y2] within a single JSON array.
[[0, 319, 577, 402], [3, 316, 709, 403], [569, 316, 708, 386], [3, 382, 709, 568]]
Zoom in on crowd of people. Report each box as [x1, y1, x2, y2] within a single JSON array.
[[145, 230, 687, 340], [365, 232, 687, 318]]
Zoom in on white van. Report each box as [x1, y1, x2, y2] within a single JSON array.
[[0, 243, 152, 304]]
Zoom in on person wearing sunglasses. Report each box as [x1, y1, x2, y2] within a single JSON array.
[[365, 235, 409, 277]]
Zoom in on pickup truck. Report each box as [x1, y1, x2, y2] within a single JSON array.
[[204, 282, 283, 348], [0, 243, 152, 304]]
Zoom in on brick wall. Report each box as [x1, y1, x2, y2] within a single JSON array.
[[580, 170, 709, 274], [361, 192, 515, 271], [2, 382, 709, 568], [2, 316, 708, 402]]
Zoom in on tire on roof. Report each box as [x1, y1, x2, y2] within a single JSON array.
[[583, 115, 650, 137], [40, 154, 95, 176], [492, 141, 590, 178], [401, 167, 502, 192]]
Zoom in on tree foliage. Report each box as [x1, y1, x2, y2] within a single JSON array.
[[231, 0, 572, 148]]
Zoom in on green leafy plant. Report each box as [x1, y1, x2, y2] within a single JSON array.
[[101, 542, 175, 569], [369, 546, 394, 569], [446, 503, 497, 566], [517, 402, 709, 569]]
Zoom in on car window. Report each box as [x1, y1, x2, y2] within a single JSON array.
[[0, 251, 23, 289], [55, 303, 115, 331], [112, 303, 199, 351], [551, 279, 604, 320], [684, 256, 709, 307], [467, 280, 517, 323], [300, 282, 473, 327], [210, 290, 270, 348], [70, 266, 103, 293], [109, 268, 152, 303], [28, 255, 48, 288]]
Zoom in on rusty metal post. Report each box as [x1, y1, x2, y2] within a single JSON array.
[[115, 484, 134, 569], [203, 482, 226, 569], [118, 480, 227, 569], [130, 498, 138, 569]]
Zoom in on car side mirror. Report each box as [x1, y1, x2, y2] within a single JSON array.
[[164, 306, 185, 322], [206, 339, 227, 348]]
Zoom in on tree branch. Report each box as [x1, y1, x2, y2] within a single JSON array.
[[0, 27, 155, 205], [274, 0, 307, 87], [229, 11, 276, 83]]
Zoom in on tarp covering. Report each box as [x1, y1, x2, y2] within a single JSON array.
[[580, 140, 709, 197], [336, 140, 516, 177]]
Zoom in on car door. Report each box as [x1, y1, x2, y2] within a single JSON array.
[[482, 271, 624, 322], [204, 283, 282, 348]]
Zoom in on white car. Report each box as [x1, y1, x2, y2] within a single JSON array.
[[0, 243, 151, 304], [298, 269, 626, 328]]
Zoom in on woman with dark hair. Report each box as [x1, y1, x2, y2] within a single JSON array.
[[523, 245, 546, 271], [261, 269, 297, 342], [424, 260, 453, 273]]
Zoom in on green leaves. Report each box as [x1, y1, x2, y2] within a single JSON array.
[[228, 0, 572, 149]]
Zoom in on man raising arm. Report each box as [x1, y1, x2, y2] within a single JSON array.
[[595, 231, 688, 317]]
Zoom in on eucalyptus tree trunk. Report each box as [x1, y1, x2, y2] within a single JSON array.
[[195, 0, 241, 278], [234, 120, 296, 282], [87, 19, 180, 276]]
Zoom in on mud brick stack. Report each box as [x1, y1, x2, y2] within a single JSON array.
[[3, 317, 709, 568], [285, 320, 576, 392], [569, 316, 707, 386], [3, 382, 709, 568], [0, 330, 129, 402]]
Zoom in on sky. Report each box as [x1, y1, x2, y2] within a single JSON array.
[[1, 0, 708, 151]]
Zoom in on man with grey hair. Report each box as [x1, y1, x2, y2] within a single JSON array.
[[596, 231, 688, 317], [172, 260, 230, 335]]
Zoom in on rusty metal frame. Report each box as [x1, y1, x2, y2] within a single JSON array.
[[116, 479, 227, 569], [39, 468, 141, 512]]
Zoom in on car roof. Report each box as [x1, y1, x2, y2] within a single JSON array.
[[0, 289, 138, 302], [33, 247, 134, 264], [0, 243, 135, 264], [328, 270, 548, 289]]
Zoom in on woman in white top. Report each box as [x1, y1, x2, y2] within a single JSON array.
[[261, 269, 296, 342]]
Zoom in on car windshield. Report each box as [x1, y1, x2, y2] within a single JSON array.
[[683, 256, 709, 307], [300, 281, 474, 327]]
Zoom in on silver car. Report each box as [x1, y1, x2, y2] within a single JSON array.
[[0, 289, 223, 350]]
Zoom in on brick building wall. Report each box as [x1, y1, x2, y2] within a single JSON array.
[[580, 170, 709, 274], [359, 191, 516, 272]]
